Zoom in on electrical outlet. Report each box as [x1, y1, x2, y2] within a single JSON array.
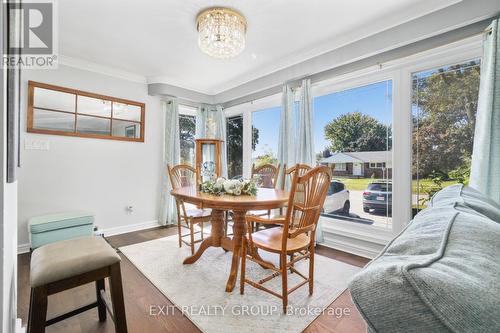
[[126, 205, 133, 215]]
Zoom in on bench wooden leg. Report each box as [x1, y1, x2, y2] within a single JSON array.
[[109, 263, 128, 333], [28, 286, 48, 333], [96, 278, 107, 322]]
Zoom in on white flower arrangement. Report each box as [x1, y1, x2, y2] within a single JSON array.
[[201, 177, 258, 196]]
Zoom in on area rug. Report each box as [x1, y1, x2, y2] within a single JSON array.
[[119, 235, 361, 333]]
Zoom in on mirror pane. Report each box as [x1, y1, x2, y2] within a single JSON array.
[[113, 102, 141, 121], [33, 109, 75, 132], [112, 120, 141, 138], [33, 87, 76, 112], [78, 96, 112, 117], [76, 115, 111, 135]]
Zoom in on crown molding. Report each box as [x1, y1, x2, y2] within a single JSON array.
[[58, 55, 148, 84]]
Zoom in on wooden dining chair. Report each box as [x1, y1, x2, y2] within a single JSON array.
[[168, 164, 211, 255], [246, 163, 281, 232], [252, 163, 281, 188], [224, 163, 281, 236], [280, 164, 312, 213], [240, 166, 332, 313]]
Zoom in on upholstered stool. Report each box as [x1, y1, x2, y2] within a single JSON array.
[[28, 236, 128, 333]]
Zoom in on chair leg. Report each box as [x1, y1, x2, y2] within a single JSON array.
[[281, 253, 288, 314], [189, 220, 195, 255], [177, 216, 182, 248], [240, 237, 247, 295], [109, 263, 128, 333], [28, 286, 48, 333], [309, 245, 315, 295], [96, 278, 107, 322]]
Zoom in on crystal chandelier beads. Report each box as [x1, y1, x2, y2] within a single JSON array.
[[196, 7, 247, 59]]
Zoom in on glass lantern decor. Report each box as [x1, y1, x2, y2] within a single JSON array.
[[195, 138, 223, 184]]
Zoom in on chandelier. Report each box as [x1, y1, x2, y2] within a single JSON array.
[[196, 7, 247, 59]]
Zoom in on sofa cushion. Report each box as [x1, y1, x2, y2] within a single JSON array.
[[349, 203, 500, 333], [429, 184, 500, 222], [29, 211, 94, 234]]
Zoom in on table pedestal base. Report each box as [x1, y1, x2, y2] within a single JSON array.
[[182, 209, 272, 292]]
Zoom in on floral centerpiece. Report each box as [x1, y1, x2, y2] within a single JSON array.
[[200, 177, 258, 196]]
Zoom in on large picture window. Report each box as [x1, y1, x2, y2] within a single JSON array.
[[179, 114, 196, 165], [411, 60, 480, 215], [315, 80, 393, 228], [226, 115, 244, 179], [251, 107, 280, 167]]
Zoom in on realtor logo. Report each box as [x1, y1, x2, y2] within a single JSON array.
[[2, 0, 58, 68]]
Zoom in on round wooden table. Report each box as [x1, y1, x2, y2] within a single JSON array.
[[170, 186, 289, 292]]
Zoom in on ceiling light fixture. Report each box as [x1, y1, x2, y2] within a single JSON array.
[[196, 7, 247, 59]]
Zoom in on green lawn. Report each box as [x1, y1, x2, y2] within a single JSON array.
[[333, 176, 460, 193]]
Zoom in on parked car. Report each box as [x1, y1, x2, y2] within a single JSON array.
[[363, 181, 392, 213], [323, 180, 350, 214]]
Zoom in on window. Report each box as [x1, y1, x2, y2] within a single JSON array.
[[315, 80, 393, 228], [369, 162, 386, 168], [334, 163, 347, 171], [251, 106, 281, 167], [412, 60, 480, 215], [226, 115, 244, 179], [28, 81, 144, 141], [179, 114, 196, 165]]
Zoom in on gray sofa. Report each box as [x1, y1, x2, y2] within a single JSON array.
[[349, 184, 500, 333]]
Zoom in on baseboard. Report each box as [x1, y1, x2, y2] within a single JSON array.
[[18, 220, 161, 254], [101, 220, 161, 237], [17, 243, 30, 255], [15, 318, 25, 333]]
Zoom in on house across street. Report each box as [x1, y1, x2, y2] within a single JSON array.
[[319, 151, 392, 178]]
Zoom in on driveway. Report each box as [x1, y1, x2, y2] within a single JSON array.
[[324, 190, 392, 228]]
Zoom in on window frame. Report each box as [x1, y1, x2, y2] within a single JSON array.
[[178, 104, 198, 166], [28, 81, 145, 142], [222, 35, 482, 258], [226, 114, 245, 179]]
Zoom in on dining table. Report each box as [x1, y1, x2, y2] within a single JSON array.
[[170, 185, 289, 292]]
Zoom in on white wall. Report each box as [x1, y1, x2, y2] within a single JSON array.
[[18, 65, 163, 248]]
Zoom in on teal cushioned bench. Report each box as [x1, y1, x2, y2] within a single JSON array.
[[29, 211, 95, 249]]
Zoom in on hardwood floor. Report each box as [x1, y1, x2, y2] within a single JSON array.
[[18, 226, 370, 333]]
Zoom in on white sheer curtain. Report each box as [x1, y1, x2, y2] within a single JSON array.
[[295, 78, 324, 241], [296, 79, 315, 165], [196, 104, 228, 178], [213, 105, 228, 178], [470, 18, 500, 203], [278, 84, 296, 186], [196, 104, 209, 138], [159, 100, 180, 225]]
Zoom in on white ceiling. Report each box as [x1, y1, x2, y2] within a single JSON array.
[[59, 0, 462, 95]]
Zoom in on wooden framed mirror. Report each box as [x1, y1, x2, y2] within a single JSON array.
[[27, 81, 145, 142]]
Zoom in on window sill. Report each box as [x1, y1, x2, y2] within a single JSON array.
[[319, 216, 396, 258]]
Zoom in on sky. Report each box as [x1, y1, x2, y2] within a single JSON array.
[[251, 80, 393, 157]]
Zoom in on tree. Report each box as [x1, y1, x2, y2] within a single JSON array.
[[324, 112, 392, 152], [226, 118, 259, 178], [412, 61, 480, 178], [254, 148, 278, 168], [179, 115, 195, 164]]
